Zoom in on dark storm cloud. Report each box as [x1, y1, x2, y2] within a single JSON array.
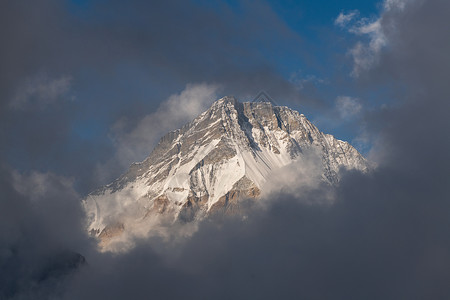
[[0, 0, 305, 104], [0, 0, 310, 193], [0, 165, 91, 299], [3, 0, 450, 299], [61, 0, 450, 299], [63, 165, 450, 299]]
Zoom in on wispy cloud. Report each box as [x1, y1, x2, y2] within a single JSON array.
[[336, 96, 362, 120], [10, 73, 73, 110], [334, 10, 359, 27], [94, 83, 220, 183], [334, 0, 412, 76], [113, 83, 219, 165], [337, 15, 386, 76], [289, 70, 325, 90]]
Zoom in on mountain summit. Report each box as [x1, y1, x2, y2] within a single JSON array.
[[84, 96, 369, 250]]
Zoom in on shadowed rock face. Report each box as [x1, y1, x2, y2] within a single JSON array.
[[83, 96, 369, 250]]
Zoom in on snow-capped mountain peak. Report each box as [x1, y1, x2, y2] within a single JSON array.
[[83, 96, 369, 250]]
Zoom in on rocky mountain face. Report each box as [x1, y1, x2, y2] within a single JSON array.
[[83, 96, 369, 250]]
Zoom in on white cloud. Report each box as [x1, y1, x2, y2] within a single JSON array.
[[335, 0, 412, 76], [336, 96, 362, 119], [334, 10, 359, 27], [10, 73, 73, 109], [95, 83, 220, 182], [261, 149, 334, 205], [350, 19, 387, 76], [335, 14, 386, 77]]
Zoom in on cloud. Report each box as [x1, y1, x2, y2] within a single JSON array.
[[60, 1, 450, 298], [0, 0, 306, 110], [0, 0, 312, 194], [63, 157, 450, 300], [334, 0, 414, 76], [383, 0, 410, 10], [10, 73, 72, 110], [12, 170, 75, 202], [334, 10, 359, 27], [261, 150, 334, 203], [338, 0, 425, 77], [0, 166, 91, 299], [341, 16, 386, 76], [336, 96, 362, 119], [113, 83, 219, 164], [93, 83, 220, 183], [289, 70, 326, 91], [3, 0, 450, 299]]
